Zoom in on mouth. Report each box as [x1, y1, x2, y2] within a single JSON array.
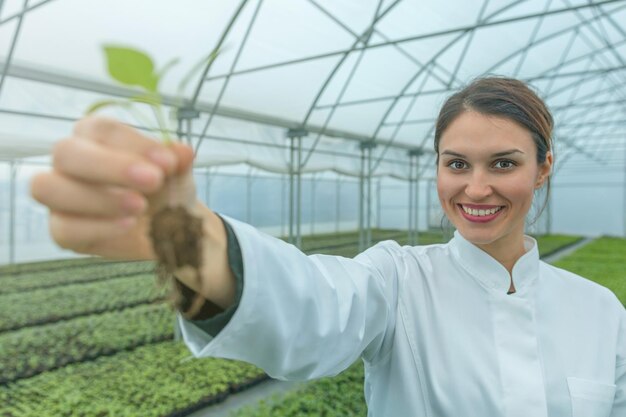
[[456, 204, 505, 223]]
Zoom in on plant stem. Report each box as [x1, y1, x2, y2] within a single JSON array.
[[151, 102, 172, 144]]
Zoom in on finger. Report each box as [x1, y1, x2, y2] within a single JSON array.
[[53, 138, 165, 194], [50, 210, 138, 254], [167, 142, 195, 175], [49, 211, 156, 260], [74, 116, 181, 175], [31, 172, 147, 217]]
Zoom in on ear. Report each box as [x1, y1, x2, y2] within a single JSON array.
[[535, 151, 553, 189]]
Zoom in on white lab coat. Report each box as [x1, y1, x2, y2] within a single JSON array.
[[179, 215, 625, 417]]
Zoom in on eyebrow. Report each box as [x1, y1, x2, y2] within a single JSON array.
[[440, 149, 524, 158]]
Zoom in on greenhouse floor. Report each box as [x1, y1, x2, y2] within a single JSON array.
[[541, 237, 593, 263], [187, 379, 305, 417]]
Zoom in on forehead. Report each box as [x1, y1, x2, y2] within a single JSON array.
[[439, 111, 536, 154]]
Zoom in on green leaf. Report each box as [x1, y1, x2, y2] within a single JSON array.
[[103, 45, 159, 93], [177, 47, 220, 96], [156, 57, 180, 81], [129, 94, 161, 107]]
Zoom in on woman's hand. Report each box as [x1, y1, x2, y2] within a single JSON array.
[[30, 116, 196, 261]]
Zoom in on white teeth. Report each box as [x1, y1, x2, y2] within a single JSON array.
[[462, 205, 502, 217]]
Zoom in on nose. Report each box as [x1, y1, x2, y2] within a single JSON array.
[[464, 170, 493, 200]]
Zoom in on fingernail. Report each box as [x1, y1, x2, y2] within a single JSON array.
[[147, 148, 177, 170], [122, 194, 147, 214], [128, 164, 162, 187], [117, 216, 137, 229]]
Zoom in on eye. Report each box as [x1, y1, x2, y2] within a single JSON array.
[[447, 160, 467, 170], [493, 159, 516, 170]]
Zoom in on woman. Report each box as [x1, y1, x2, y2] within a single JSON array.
[[31, 76, 624, 416]]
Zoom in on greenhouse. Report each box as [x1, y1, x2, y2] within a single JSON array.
[[1, 1, 625, 416]]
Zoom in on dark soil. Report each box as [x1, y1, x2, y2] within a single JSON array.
[[149, 206, 205, 318]]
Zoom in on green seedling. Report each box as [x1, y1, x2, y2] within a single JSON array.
[[86, 44, 221, 316], [88, 44, 220, 143]]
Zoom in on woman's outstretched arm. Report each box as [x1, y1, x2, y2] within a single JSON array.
[[30, 116, 236, 310]]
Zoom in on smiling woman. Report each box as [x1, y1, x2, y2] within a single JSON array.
[[434, 78, 554, 287], [437, 113, 551, 278], [32, 76, 625, 417]]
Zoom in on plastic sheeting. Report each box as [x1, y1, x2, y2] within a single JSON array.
[[0, 0, 624, 179]]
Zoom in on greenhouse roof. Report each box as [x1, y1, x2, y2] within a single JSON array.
[[0, 0, 625, 179]]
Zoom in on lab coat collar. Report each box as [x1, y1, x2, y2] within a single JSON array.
[[450, 230, 539, 295]]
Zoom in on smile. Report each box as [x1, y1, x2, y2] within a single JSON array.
[[457, 204, 505, 223]]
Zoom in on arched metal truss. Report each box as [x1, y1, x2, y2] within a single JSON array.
[[0, 0, 625, 260]]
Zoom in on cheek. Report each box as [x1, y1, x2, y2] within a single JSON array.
[[503, 176, 537, 206], [436, 176, 448, 202], [436, 173, 458, 210]]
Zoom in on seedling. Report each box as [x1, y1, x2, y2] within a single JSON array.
[[88, 44, 219, 141], [90, 44, 220, 317]]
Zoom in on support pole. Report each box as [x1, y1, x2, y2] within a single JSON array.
[[408, 149, 423, 245], [9, 160, 18, 264], [408, 156, 414, 245], [335, 176, 341, 233], [176, 106, 200, 147], [296, 137, 302, 248], [359, 142, 376, 252], [359, 147, 365, 252], [310, 173, 316, 236], [287, 128, 308, 248], [281, 174, 286, 238], [377, 178, 382, 230], [246, 168, 252, 224], [426, 179, 432, 231], [413, 155, 420, 245], [289, 139, 295, 244], [623, 143, 626, 238], [366, 144, 373, 248]]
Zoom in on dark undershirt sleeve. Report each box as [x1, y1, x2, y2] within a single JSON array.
[[185, 214, 244, 337]]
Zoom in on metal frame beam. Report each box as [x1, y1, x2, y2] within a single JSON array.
[[193, 0, 259, 155], [0, 0, 55, 25], [371, 0, 515, 173], [204, 0, 625, 82], [0, 60, 424, 152], [299, 0, 393, 168], [0, 0, 27, 99]]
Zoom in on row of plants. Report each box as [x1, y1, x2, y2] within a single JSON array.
[[303, 232, 581, 259], [0, 274, 165, 332], [532, 234, 583, 258], [0, 256, 116, 276], [0, 341, 266, 417], [0, 230, 595, 417], [0, 303, 175, 384], [232, 361, 366, 417], [553, 236, 626, 304], [297, 229, 414, 251], [0, 260, 155, 295], [304, 231, 449, 258]]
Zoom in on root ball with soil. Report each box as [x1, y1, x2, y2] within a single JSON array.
[[150, 205, 206, 318]]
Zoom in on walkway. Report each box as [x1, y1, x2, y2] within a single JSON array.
[[187, 379, 306, 417], [541, 237, 594, 264]]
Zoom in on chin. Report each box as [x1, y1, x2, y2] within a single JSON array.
[[454, 225, 502, 246]]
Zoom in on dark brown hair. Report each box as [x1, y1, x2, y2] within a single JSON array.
[[434, 76, 554, 221]]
